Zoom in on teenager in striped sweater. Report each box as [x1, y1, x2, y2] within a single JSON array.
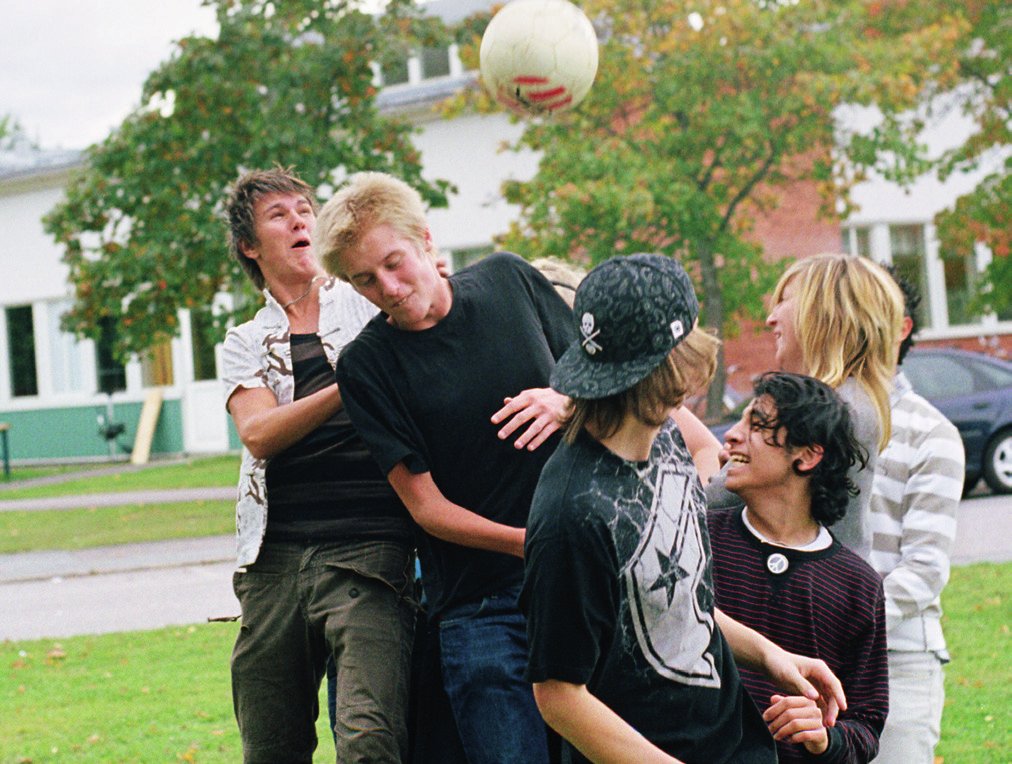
[[709, 372, 889, 764], [868, 269, 963, 764]]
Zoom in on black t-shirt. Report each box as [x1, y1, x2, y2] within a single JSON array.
[[335, 252, 577, 615], [264, 332, 410, 543], [520, 420, 775, 764]]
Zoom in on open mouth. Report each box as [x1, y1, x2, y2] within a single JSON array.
[[293, 238, 310, 249], [727, 454, 749, 464]]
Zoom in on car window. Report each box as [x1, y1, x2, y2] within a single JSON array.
[[973, 357, 1012, 389], [903, 355, 975, 399]]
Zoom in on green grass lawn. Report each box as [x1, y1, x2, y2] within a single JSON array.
[[0, 461, 113, 484], [0, 454, 239, 554], [1, 455, 1006, 760], [1, 623, 334, 764], [0, 455, 239, 500], [2, 563, 1008, 763], [934, 562, 1011, 762], [0, 501, 236, 554]]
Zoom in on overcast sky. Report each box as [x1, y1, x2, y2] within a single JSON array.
[[1, 0, 479, 152], [0, 0, 221, 150]]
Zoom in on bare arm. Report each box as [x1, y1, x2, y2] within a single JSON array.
[[387, 463, 526, 557], [714, 608, 846, 726], [491, 387, 570, 451], [533, 680, 683, 764], [670, 406, 722, 484], [227, 383, 344, 460]]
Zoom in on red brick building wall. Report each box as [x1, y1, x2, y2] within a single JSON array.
[[720, 178, 843, 401], [712, 179, 1012, 410]]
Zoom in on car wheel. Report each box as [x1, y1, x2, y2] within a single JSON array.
[[982, 428, 1012, 494]]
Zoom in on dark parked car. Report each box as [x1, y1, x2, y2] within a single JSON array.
[[707, 348, 1012, 495], [901, 348, 1012, 495]]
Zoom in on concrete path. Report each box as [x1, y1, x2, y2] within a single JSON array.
[[0, 486, 235, 512], [949, 491, 1012, 566], [1, 560, 239, 641], [0, 473, 242, 641], [0, 534, 235, 583], [0, 487, 1009, 642], [0, 534, 240, 641]]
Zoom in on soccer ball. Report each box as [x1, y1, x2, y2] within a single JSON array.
[[479, 0, 598, 116]]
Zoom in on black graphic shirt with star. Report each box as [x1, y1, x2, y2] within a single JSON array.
[[520, 419, 775, 764]]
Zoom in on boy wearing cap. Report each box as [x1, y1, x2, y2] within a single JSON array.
[[520, 254, 848, 764], [708, 372, 888, 763]]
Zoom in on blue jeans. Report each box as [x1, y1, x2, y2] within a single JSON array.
[[427, 585, 550, 764]]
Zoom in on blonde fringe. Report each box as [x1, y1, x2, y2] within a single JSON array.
[[771, 254, 904, 451]]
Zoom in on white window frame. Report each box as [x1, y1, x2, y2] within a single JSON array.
[[842, 221, 1012, 340]]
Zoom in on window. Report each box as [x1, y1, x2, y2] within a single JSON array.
[[451, 246, 493, 272], [48, 301, 86, 394], [855, 228, 870, 257], [5, 305, 38, 397], [96, 316, 127, 394], [421, 47, 450, 79], [842, 227, 870, 258], [890, 224, 983, 328], [844, 221, 1002, 330], [975, 356, 1012, 388], [889, 225, 931, 324], [190, 311, 218, 381], [382, 54, 409, 86], [941, 252, 980, 326], [902, 353, 973, 399]]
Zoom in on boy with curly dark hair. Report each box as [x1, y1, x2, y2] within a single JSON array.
[[708, 371, 889, 763]]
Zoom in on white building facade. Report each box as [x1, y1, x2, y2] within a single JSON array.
[[840, 98, 1012, 345]]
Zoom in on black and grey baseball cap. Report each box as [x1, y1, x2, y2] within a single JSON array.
[[551, 253, 699, 399]]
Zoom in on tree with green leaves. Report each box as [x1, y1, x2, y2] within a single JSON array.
[[44, 0, 451, 362], [0, 114, 13, 147], [934, 0, 1012, 317], [0, 114, 28, 150], [456, 0, 965, 418]]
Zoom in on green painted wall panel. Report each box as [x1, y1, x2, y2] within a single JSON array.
[[0, 398, 184, 461], [227, 415, 241, 450]]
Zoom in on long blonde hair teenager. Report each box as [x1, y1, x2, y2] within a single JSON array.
[[708, 253, 906, 560], [768, 254, 903, 452]]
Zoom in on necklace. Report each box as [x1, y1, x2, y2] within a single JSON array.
[[280, 276, 324, 310]]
